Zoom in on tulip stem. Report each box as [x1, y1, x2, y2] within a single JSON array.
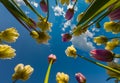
[[0, 1, 31, 32], [73, 0, 77, 9], [55, 0, 58, 5], [77, 54, 120, 74], [46, 0, 49, 22], [72, 10, 110, 35], [23, 0, 43, 20], [115, 79, 119, 83], [114, 55, 120, 58], [12, 80, 17, 83], [108, 37, 120, 40], [44, 59, 53, 83]]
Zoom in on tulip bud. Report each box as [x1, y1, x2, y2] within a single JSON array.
[[65, 8, 74, 20], [61, 33, 72, 42], [40, 0, 48, 13], [90, 49, 114, 62], [108, 7, 120, 20], [48, 54, 56, 64], [75, 73, 86, 83]]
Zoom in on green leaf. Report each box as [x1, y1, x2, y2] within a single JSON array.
[[77, 0, 118, 26]]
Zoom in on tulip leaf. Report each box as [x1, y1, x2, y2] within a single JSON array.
[[110, 1, 120, 11], [77, 0, 118, 26]]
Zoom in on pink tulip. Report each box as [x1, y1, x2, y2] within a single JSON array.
[[108, 7, 120, 20], [90, 49, 114, 62], [65, 8, 74, 20], [61, 33, 72, 42], [48, 54, 56, 64], [40, 0, 48, 13], [75, 73, 86, 83]]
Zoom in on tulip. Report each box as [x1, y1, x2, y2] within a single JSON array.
[[61, 33, 72, 42], [12, 64, 34, 81], [93, 35, 108, 45], [48, 54, 56, 64], [40, 0, 48, 13], [44, 54, 56, 83], [0, 27, 19, 43], [108, 7, 120, 20], [65, 8, 74, 20], [0, 44, 16, 59], [56, 72, 69, 83], [65, 45, 77, 58], [90, 49, 114, 62], [75, 73, 86, 83]]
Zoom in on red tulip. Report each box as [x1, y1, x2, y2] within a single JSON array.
[[65, 8, 74, 20], [90, 49, 114, 62], [40, 0, 48, 13], [75, 73, 86, 83], [61, 33, 72, 42]]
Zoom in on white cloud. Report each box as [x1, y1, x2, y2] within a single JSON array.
[[52, 5, 65, 16], [62, 20, 71, 31], [14, 0, 38, 7], [71, 30, 95, 52], [30, 1, 38, 8], [14, 0, 25, 6], [25, 11, 30, 14]]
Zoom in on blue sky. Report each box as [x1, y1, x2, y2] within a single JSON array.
[[0, 0, 119, 83]]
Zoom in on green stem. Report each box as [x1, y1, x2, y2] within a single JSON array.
[[115, 79, 119, 83], [0, 1, 31, 32], [11, 0, 28, 18], [72, 10, 110, 35], [12, 80, 17, 83], [55, 0, 58, 5], [23, 0, 43, 20], [73, 0, 77, 9], [108, 37, 120, 40], [114, 55, 120, 58], [44, 59, 53, 83], [46, 0, 49, 22], [77, 54, 120, 74]]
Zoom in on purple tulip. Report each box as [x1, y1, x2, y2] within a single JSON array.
[[108, 7, 120, 20], [75, 73, 86, 83], [61, 33, 72, 42], [65, 8, 74, 20], [48, 54, 56, 64], [40, 0, 48, 13], [90, 49, 114, 62]]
